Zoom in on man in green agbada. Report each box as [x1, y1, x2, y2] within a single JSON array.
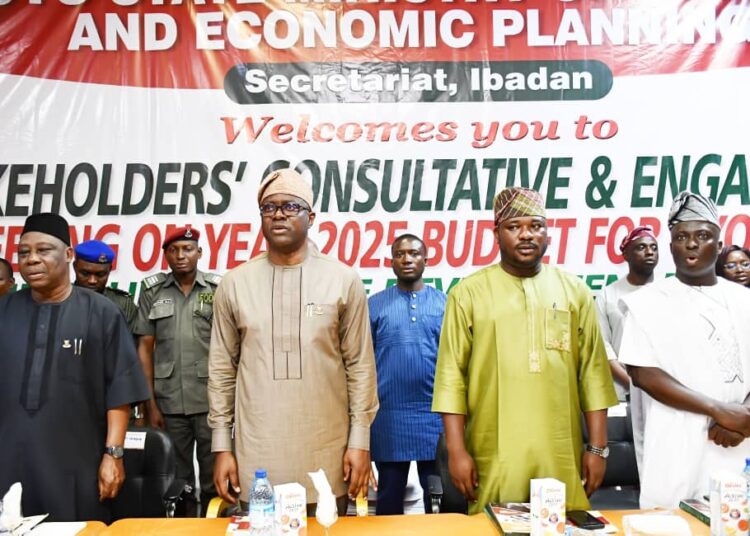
[[432, 187, 618, 514]]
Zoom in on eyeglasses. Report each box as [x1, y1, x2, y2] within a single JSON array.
[[259, 202, 309, 217], [724, 261, 750, 270]]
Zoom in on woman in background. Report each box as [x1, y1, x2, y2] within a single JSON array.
[[716, 245, 750, 287]]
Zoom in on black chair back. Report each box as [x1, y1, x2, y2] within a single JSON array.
[[585, 404, 640, 509], [111, 426, 184, 519], [434, 433, 468, 514]]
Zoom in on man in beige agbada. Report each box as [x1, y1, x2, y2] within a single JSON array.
[[208, 168, 379, 511]]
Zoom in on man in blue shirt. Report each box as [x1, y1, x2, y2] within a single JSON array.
[[368, 234, 446, 515]]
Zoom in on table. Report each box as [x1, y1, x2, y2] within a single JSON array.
[[104, 514, 490, 535], [34, 521, 106, 535], [78, 521, 108, 535], [102, 509, 710, 535]]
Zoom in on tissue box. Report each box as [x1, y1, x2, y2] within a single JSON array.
[[710, 472, 749, 536], [530, 478, 565, 536], [274, 482, 307, 535]]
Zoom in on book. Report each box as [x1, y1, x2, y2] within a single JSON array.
[[484, 502, 531, 535], [484, 504, 619, 535], [679, 498, 710, 526]]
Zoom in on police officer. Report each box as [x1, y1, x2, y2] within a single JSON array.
[[73, 240, 138, 333], [134, 226, 221, 517]]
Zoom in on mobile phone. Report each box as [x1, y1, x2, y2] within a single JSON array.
[[567, 510, 605, 530]]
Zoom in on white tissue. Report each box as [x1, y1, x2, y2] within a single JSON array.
[[308, 469, 337, 527], [622, 513, 691, 536], [0, 482, 23, 531]]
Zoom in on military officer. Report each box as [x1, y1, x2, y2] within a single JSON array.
[[134, 226, 221, 516], [73, 240, 138, 333]]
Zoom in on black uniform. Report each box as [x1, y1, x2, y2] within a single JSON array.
[[0, 287, 149, 522]]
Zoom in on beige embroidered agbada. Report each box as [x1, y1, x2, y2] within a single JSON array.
[[208, 242, 378, 500]]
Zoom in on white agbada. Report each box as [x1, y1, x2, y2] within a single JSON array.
[[596, 277, 647, 400], [618, 277, 750, 508], [596, 277, 648, 466], [597, 277, 644, 362]]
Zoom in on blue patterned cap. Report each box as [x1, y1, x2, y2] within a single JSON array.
[[75, 240, 115, 264]]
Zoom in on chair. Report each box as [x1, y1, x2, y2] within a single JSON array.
[[428, 433, 468, 514], [206, 497, 243, 518], [584, 404, 640, 509], [110, 426, 193, 519]]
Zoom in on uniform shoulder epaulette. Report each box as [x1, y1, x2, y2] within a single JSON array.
[[142, 272, 167, 290], [204, 273, 222, 286], [108, 286, 132, 297]]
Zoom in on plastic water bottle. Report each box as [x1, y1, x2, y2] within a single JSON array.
[[249, 469, 274, 535], [742, 458, 750, 502]]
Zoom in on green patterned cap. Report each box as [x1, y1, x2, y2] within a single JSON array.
[[493, 187, 546, 225]]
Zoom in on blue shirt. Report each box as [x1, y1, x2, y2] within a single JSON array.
[[368, 284, 446, 461]]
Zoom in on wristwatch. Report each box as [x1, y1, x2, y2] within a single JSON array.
[[585, 444, 610, 459], [104, 445, 125, 459]]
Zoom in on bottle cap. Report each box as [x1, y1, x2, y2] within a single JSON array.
[[255, 469, 267, 478]]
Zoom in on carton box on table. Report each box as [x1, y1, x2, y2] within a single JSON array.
[[710, 472, 749, 536], [530, 478, 565, 536], [275, 482, 307, 535]]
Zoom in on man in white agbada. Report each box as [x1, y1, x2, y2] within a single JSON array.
[[618, 192, 750, 508], [596, 225, 659, 400], [596, 225, 659, 474]]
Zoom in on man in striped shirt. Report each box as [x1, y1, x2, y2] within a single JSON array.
[[368, 234, 446, 515]]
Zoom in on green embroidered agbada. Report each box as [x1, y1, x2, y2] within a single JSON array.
[[432, 264, 617, 514]]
